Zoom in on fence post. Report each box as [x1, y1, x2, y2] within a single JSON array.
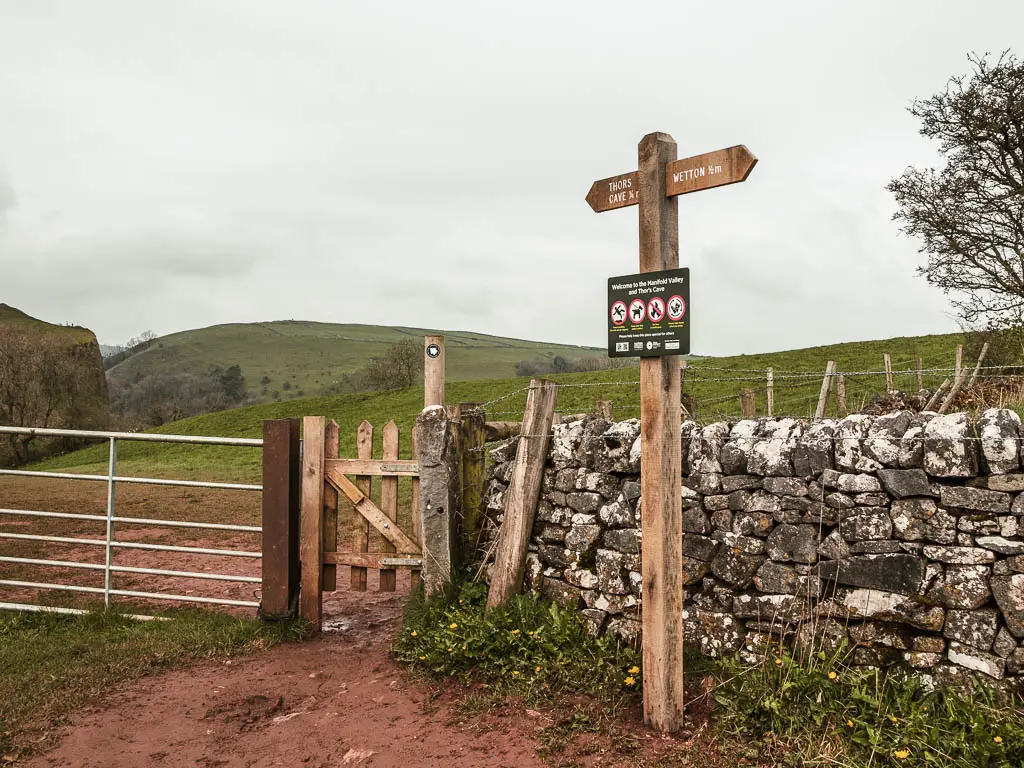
[[917, 357, 924, 391], [837, 373, 848, 417], [414, 406, 459, 597], [814, 361, 836, 421], [595, 399, 613, 419], [766, 367, 774, 418], [740, 388, 756, 418], [425, 335, 445, 407], [460, 403, 486, 554], [261, 419, 301, 620], [883, 353, 893, 392], [486, 379, 558, 611], [300, 416, 325, 630]]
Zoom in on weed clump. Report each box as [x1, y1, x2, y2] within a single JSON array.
[[394, 581, 640, 699], [712, 646, 1024, 767]]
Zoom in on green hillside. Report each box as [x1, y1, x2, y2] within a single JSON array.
[[37, 329, 989, 484], [105, 321, 604, 403]]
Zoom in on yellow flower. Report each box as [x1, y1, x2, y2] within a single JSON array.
[[418, 655, 425, 660], [410, 630, 417, 637], [535, 666, 541, 673], [624, 676, 636, 686], [846, 720, 854, 728], [994, 736, 1003, 744], [828, 671, 837, 680], [459, 599, 464, 604], [775, 658, 783, 666], [449, 623, 458, 629], [893, 748, 910, 760], [511, 629, 521, 635], [628, 666, 640, 675], [447, 647, 453, 652], [889, 715, 898, 724], [511, 670, 520, 676]]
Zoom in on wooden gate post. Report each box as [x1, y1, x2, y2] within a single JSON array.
[[425, 335, 445, 407], [300, 416, 326, 630], [414, 406, 458, 597], [460, 403, 486, 552], [261, 418, 300, 620], [637, 132, 684, 733]]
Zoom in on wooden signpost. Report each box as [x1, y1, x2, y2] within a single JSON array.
[[586, 134, 756, 733]]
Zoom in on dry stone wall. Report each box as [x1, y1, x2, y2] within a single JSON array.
[[482, 409, 1024, 687]]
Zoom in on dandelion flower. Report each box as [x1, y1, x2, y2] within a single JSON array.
[[628, 666, 640, 675], [775, 658, 783, 666], [893, 748, 910, 760], [411, 630, 417, 637], [418, 655, 425, 660], [827, 671, 837, 680], [624, 676, 636, 686], [511, 629, 521, 635], [535, 666, 541, 673], [447, 647, 453, 653], [449, 623, 458, 629], [846, 720, 854, 728], [994, 736, 1003, 744], [511, 670, 520, 676], [889, 715, 898, 724]]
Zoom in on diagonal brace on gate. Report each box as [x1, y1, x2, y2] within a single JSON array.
[[325, 467, 422, 555]]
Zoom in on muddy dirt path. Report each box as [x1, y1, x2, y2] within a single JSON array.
[[25, 583, 549, 768]]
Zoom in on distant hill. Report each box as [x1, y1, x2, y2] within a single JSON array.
[[42, 328, 985, 482], [105, 321, 605, 404]]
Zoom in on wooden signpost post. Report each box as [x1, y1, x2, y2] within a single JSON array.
[[586, 134, 756, 733]]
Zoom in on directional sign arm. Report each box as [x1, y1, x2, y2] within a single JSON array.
[[586, 171, 640, 213], [664, 145, 757, 198]]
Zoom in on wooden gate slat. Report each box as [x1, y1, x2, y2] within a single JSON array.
[[350, 420, 373, 592], [379, 421, 399, 591], [323, 419, 340, 591], [327, 467, 422, 555], [300, 416, 325, 628], [410, 428, 422, 591]]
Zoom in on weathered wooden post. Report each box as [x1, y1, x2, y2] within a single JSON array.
[[460, 403, 487, 551], [425, 335, 445, 407], [486, 378, 558, 611], [261, 418, 301, 620], [635, 133, 684, 732], [299, 416, 326, 629], [595, 399, 613, 419], [322, 420, 340, 592], [884, 353, 894, 392], [766, 367, 774, 418], [740, 388, 756, 418], [586, 134, 757, 733], [414, 406, 458, 597], [814, 361, 836, 421]]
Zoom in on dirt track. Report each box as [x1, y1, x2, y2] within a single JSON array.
[[24, 578, 555, 768]]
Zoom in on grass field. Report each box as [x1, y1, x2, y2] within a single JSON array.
[[104, 320, 605, 405], [34, 329, 983, 484]]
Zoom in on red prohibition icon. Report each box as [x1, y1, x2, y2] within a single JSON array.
[[610, 301, 627, 326], [646, 296, 665, 323], [667, 295, 686, 321], [628, 299, 646, 324]]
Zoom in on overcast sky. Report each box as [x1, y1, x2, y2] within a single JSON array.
[[1, 1, 1020, 355]]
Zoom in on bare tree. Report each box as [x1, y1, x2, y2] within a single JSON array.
[[0, 329, 102, 463], [364, 341, 424, 390], [888, 52, 1024, 328]]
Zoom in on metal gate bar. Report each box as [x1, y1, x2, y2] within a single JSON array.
[[0, 425, 264, 616]]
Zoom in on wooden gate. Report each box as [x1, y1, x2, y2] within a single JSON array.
[[299, 416, 423, 626]]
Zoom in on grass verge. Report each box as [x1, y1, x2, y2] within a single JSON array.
[[0, 608, 307, 760], [395, 584, 1024, 767]]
